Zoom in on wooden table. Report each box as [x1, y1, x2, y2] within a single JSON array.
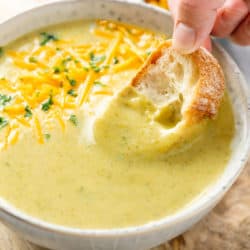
[[0, 1, 249, 249]]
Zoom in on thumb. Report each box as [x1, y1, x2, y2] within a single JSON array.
[[170, 0, 225, 53]]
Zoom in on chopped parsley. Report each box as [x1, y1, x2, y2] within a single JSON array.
[[0, 94, 12, 107], [40, 32, 58, 46], [89, 52, 106, 64], [89, 64, 109, 73], [69, 114, 78, 126], [53, 66, 61, 74], [94, 81, 106, 87], [41, 96, 53, 112], [24, 106, 32, 118], [29, 57, 37, 63], [146, 51, 152, 56], [126, 28, 132, 34], [66, 76, 77, 86], [83, 66, 89, 72], [89, 53, 106, 73], [90, 63, 101, 73], [44, 133, 51, 141], [0, 117, 8, 130], [62, 56, 72, 66], [67, 89, 77, 97], [0, 47, 4, 57], [113, 57, 119, 64], [69, 79, 76, 86]]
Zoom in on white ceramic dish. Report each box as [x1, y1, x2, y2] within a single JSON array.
[[0, 1, 249, 250]]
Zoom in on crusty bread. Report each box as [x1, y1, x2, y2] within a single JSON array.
[[131, 40, 225, 124], [94, 40, 225, 157]]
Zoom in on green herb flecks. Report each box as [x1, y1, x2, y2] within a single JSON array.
[[83, 66, 89, 72], [41, 96, 53, 112], [0, 117, 8, 130], [0, 94, 12, 107], [53, 66, 61, 74], [89, 52, 106, 64], [24, 105, 32, 118], [44, 133, 51, 141], [40, 32, 58, 46], [59, 56, 73, 72], [0, 47, 4, 57], [94, 81, 106, 87], [67, 89, 78, 97], [90, 63, 101, 73], [113, 57, 119, 64], [66, 76, 77, 87], [29, 57, 38, 63], [69, 114, 78, 126], [62, 56, 73, 66], [89, 53, 106, 73], [126, 28, 132, 34]]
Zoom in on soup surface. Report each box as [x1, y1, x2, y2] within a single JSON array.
[[0, 20, 234, 229]]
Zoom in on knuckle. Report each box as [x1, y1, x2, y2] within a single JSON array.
[[212, 29, 229, 38], [246, 0, 250, 9], [229, 0, 248, 17], [231, 15, 250, 45], [179, 0, 224, 11], [212, 2, 249, 38], [179, 0, 202, 11]]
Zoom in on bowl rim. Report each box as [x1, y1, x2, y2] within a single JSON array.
[[0, 0, 250, 237]]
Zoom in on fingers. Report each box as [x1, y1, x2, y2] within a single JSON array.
[[231, 13, 250, 45], [170, 0, 250, 51], [245, 0, 250, 9], [202, 37, 212, 51], [170, 0, 225, 53], [212, 0, 248, 37]]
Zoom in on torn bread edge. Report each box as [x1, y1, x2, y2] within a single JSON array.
[[131, 40, 225, 124]]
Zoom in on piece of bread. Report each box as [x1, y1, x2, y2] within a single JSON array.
[[131, 40, 225, 125], [94, 40, 225, 157]]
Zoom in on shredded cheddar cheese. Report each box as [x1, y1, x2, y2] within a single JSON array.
[[145, 0, 169, 9], [0, 20, 166, 148]]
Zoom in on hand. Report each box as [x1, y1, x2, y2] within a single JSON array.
[[169, 0, 250, 53]]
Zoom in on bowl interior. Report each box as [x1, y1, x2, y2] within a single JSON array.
[[0, 0, 249, 236]]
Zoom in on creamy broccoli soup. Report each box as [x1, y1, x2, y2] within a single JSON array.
[[0, 20, 234, 229]]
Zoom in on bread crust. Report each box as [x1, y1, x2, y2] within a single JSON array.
[[131, 40, 225, 124], [189, 48, 225, 121]]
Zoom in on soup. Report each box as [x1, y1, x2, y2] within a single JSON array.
[[0, 20, 234, 229]]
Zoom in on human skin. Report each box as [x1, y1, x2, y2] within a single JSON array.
[[169, 0, 250, 53]]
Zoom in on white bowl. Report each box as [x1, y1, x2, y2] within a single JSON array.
[[0, 1, 249, 250]]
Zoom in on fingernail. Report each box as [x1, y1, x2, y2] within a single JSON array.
[[173, 22, 196, 53]]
